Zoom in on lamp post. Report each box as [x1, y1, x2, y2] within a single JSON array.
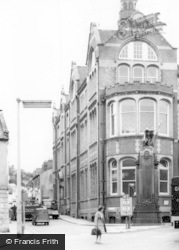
[[16, 98, 52, 235]]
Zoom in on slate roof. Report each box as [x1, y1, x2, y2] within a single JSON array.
[[77, 66, 88, 88], [98, 29, 117, 44], [0, 111, 9, 141]]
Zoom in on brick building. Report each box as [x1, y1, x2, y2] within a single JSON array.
[[53, 0, 179, 222]]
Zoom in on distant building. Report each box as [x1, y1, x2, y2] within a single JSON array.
[[0, 110, 9, 232], [53, 0, 179, 223], [40, 160, 53, 202]]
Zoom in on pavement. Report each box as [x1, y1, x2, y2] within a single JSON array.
[[59, 215, 170, 234], [2, 215, 170, 234]]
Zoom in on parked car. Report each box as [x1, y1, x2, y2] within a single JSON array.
[[32, 207, 49, 225]]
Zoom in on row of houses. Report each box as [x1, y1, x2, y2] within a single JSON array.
[[52, 0, 179, 223]]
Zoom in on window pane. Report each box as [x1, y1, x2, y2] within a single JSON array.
[[160, 170, 168, 181], [122, 169, 135, 180], [123, 159, 136, 167], [148, 46, 157, 60], [112, 182, 117, 193], [147, 67, 158, 83], [121, 100, 136, 134], [140, 99, 154, 111], [121, 100, 135, 112], [122, 113, 136, 133], [118, 66, 129, 84], [123, 182, 129, 194], [160, 182, 168, 193], [120, 46, 128, 59], [140, 113, 154, 132], [134, 42, 142, 59], [140, 100, 155, 132], [159, 101, 168, 135], [159, 101, 168, 113], [112, 170, 117, 181], [159, 114, 167, 134], [133, 66, 143, 82]]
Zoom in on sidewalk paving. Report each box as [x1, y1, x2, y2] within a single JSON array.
[[59, 215, 170, 234], [1, 216, 171, 234]]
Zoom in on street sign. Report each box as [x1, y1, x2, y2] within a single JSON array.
[[120, 196, 133, 216]]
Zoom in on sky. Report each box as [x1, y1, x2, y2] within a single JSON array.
[[0, 0, 178, 173]]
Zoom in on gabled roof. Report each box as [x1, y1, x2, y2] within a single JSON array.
[[0, 111, 9, 141]]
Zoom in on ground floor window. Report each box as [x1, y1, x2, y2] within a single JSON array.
[[121, 158, 136, 195]]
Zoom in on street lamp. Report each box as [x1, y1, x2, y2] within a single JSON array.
[[16, 98, 52, 235]]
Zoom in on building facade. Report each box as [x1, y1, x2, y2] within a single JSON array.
[[53, 0, 179, 222]]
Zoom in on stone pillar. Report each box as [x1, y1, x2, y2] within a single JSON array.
[[0, 189, 9, 233], [133, 146, 160, 224]]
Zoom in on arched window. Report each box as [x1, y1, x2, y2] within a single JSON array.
[[110, 160, 118, 195], [140, 99, 155, 132], [158, 160, 169, 195], [159, 101, 169, 135], [118, 65, 129, 84], [121, 159, 136, 195], [133, 66, 144, 82], [119, 41, 158, 61], [121, 99, 136, 134], [147, 66, 159, 83], [129, 2, 133, 9], [110, 102, 116, 136]]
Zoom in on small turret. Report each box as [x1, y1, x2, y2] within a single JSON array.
[[119, 0, 138, 19]]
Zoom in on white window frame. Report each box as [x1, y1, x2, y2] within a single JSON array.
[[139, 99, 156, 133], [110, 102, 117, 137], [158, 100, 169, 136], [158, 160, 169, 196], [110, 160, 118, 195], [121, 159, 136, 195], [120, 99, 137, 135]]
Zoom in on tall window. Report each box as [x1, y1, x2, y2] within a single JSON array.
[[121, 99, 136, 134], [110, 103, 116, 136], [118, 65, 129, 84], [121, 159, 136, 195], [90, 163, 97, 198], [140, 99, 155, 132], [110, 160, 118, 195], [159, 160, 169, 195], [147, 66, 159, 83], [133, 66, 144, 82], [134, 42, 142, 59], [159, 101, 169, 135]]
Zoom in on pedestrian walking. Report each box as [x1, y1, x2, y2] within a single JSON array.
[[94, 205, 106, 244]]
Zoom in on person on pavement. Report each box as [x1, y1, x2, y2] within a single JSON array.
[[94, 205, 106, 244]]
